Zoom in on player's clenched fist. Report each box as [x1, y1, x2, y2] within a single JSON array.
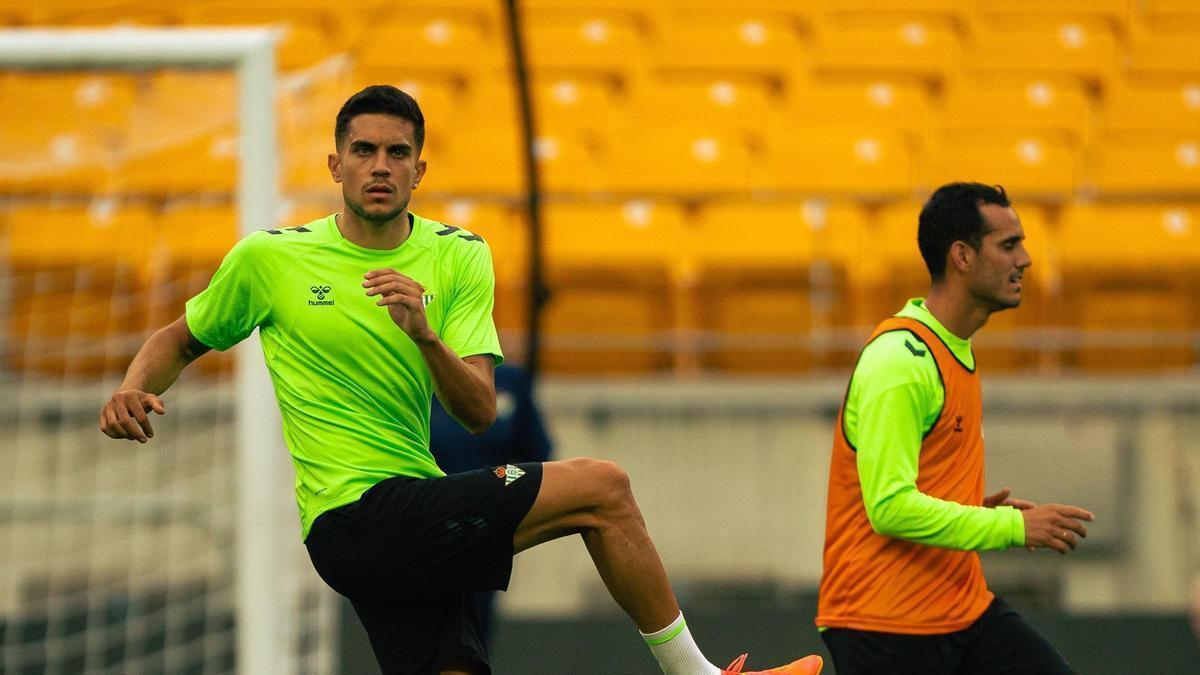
[[363, 268, 435, 343], [99, 390, 165, 443]]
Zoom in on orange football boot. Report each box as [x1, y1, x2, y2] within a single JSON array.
[[721, 653, 823, 674]]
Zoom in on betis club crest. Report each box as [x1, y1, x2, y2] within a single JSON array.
[[494, 464, 525, 486]]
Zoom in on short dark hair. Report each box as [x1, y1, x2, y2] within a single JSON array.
[[334, 85, 425, 151], [917, 182, 1011, 281]]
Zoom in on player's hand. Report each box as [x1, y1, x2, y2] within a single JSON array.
[[1021, 503, 1094, 554], [100, 390, 165, 443], [983, 487, 1037, 510], [363, 268, 434, 343]]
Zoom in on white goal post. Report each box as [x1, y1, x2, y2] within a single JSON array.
[[0, 28, 310, 675]]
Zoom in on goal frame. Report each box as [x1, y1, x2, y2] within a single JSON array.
[[0, 27, 295, 674]]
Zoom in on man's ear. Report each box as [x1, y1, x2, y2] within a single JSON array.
[[328, 152, 342, 184], [948, 240, 975, 274], [412, 158, 427, 189]]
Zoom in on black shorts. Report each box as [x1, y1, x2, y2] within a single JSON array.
[[305, 463, 543, 675], [820, 596, 1073, 675]]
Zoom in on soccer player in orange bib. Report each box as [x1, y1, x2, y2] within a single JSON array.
[[817, 183, 1094, 674]]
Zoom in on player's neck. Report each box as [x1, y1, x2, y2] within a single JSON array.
[[924, 284, 990, 340], [336, 209, 413, 250]]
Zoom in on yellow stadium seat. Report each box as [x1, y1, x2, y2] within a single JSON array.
[[1057, 204, 1200, 371], [0, 5, 26, 25], [786, 78, 932, 142], [687, 200, 866, 373], [1139, 0, 1200, 17], [357, 12, 493, 81], [1091, 136, 1200, 197], [1125, 34, 1200, 85], [652, 11, 804, 85], [119, 72, 238, 195], [1132, 0, 1200, 36], [918, 133, 1078, 199], [755, 128, 913, 197], [531, 77, 624, 135], [0, 72, 138, 193], [5, 201, 155, 377], [939, 78, 1092, 145], [521, 0, 661, 28], [972, 0, 1131, 33], [1137, 0, 1200, 33], [184, 2, 340, 70], [818, 0, 970, 31], [811, 20, 960, 86], [532, 131, 607, 193], [605, 128, 752, 195], [458, 75, 521, 131], [868, 200, 1054, 371], [540, 201, 686, 373], [418, 82, 523, 195], [32, 1, 180, 26], [673, 0, 816, 27], [419, 130, 524, 196], [963, 21, 1118, 87], [1104, 83, 1200, 135], [525, 12, 646, 84], [631, 77, 779, 140]]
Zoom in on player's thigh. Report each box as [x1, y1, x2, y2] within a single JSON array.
[[957, 598, 1073, 675], [821, 627, 960, 675], [513, 457, 630, 553]]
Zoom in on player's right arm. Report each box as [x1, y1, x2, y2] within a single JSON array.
[[100, 315, 210, 443], [100, 232, 273, 443]]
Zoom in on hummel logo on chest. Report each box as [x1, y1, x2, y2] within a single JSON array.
[[308, 285, 334, 306]]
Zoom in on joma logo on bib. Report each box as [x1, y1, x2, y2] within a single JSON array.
[[308, 285, 334, 306]]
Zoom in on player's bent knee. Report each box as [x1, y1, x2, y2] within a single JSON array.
[[558, 457, 634, 510]]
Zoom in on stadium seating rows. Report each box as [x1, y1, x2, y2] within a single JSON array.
[[1, 0, 1198, 375], [3, 198, 1197, 375]]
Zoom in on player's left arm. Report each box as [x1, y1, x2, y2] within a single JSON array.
[[363, 267, 497, 434], [420, 346, 496, 436], [857, 386, 1025, 551]]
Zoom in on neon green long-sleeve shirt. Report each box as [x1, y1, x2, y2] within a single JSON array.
[[843, 299, 1024, 551]]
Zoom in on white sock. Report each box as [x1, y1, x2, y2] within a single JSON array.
[[640, 612, 721, 675]]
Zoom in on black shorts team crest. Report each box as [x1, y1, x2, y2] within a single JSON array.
[[305, 463, 543, 675]]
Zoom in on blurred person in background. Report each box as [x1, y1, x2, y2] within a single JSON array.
[[816, 183, 1094, 675], [429, 360, 554, 642], [99, 84, 822, 675]]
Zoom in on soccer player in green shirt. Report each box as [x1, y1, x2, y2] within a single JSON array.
[[99, 86, 821, 675]]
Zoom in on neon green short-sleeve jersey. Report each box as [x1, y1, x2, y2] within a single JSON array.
[[185, 213, 503, 539]]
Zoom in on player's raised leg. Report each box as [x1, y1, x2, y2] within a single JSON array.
[[514, 457, 822, 675]]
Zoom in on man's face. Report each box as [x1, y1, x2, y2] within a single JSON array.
[[966, 203, 1032, 312], [329, 113, 426, 223]]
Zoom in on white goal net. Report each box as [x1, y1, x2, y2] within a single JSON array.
[[0, 29, 337, 675]]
